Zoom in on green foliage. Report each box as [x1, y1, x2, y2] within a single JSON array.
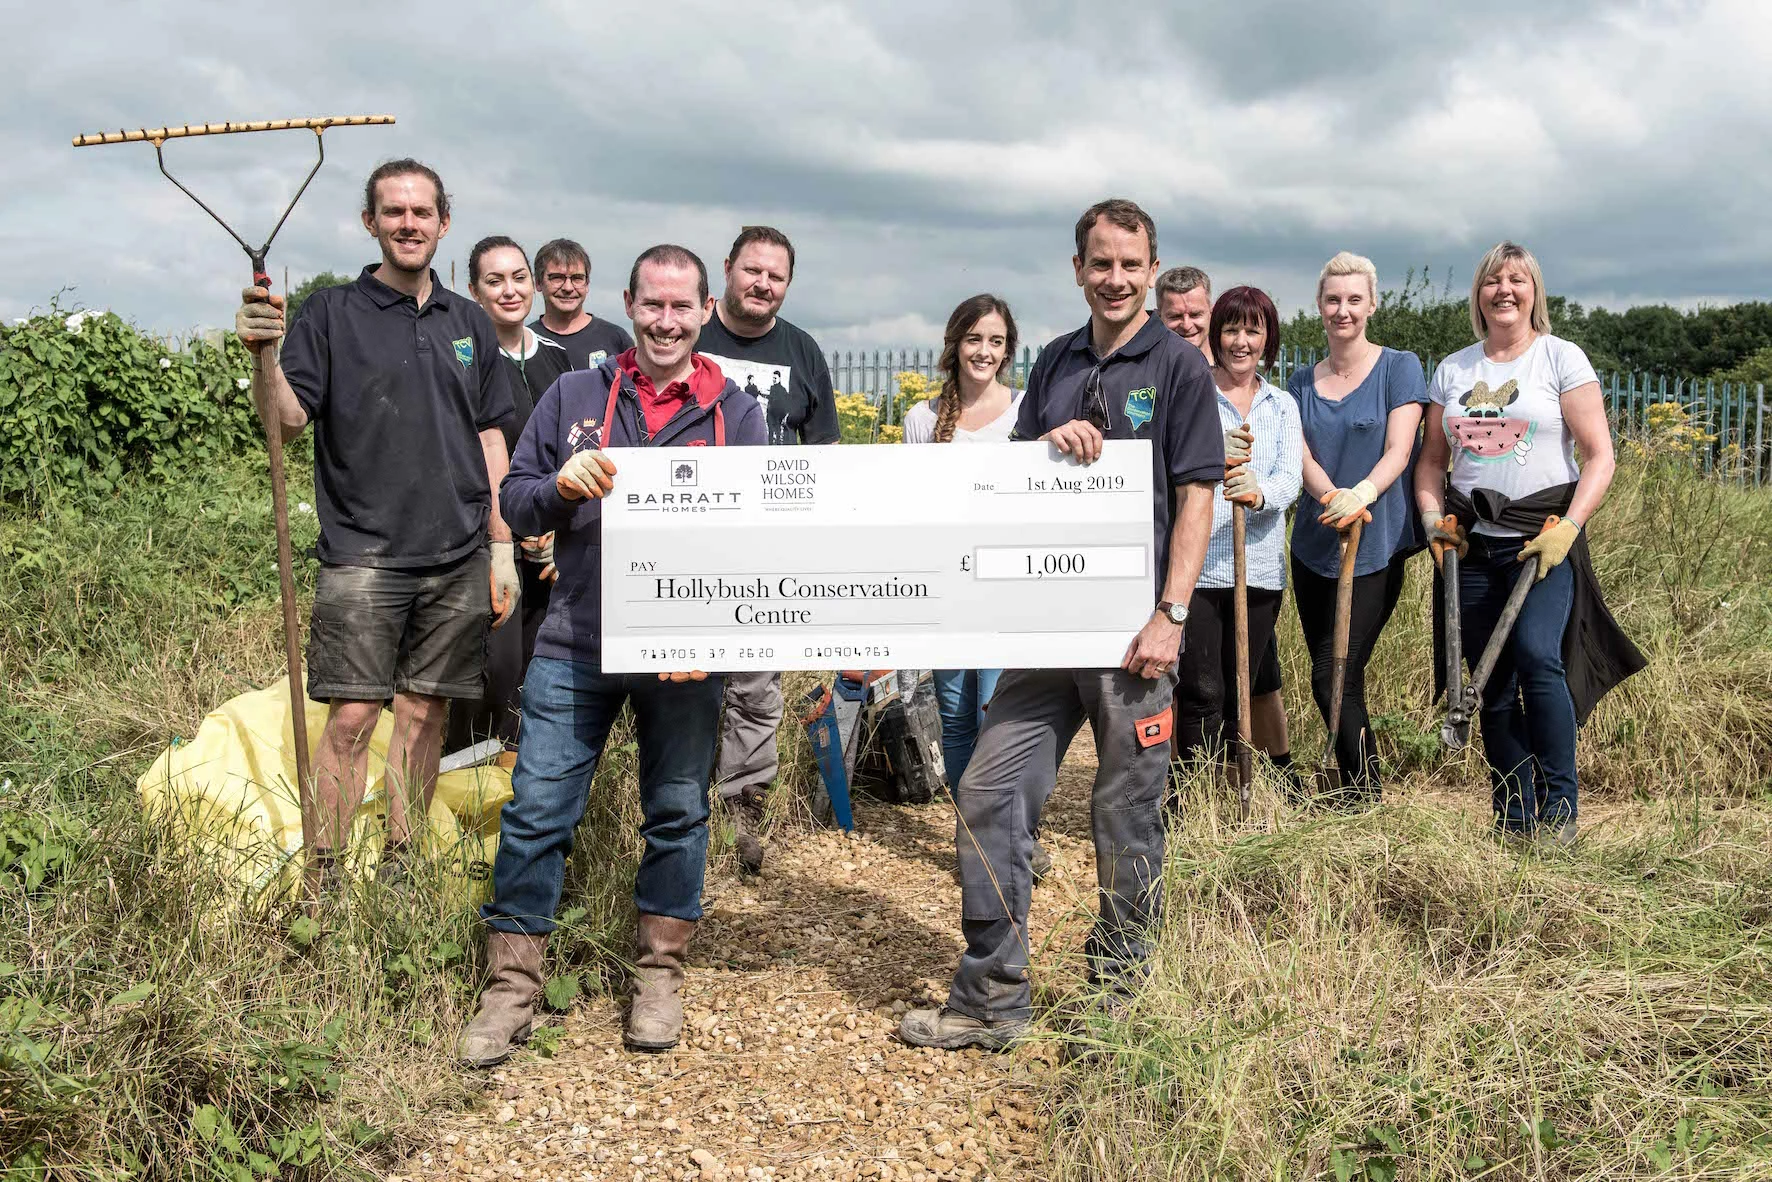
[[0, 300, 264, 501], [1278, 270, 1772, 384], [1709, 344, 1772, 389], [286, 271, 354, 325]]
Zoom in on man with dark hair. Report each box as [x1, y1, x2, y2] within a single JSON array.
[[1154, 265, 1213, 362], [234, 161, 516, 892], [900, 198, 1222, 1051], [695, 225, 840, 877], [458, 244, 765, 1067], [529, 237, 634, 370]]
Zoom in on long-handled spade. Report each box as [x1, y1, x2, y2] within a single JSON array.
[[1231, 493, 1254, 821], [1312, 517, 1365, 799], [73, 117, 395, 890], [1441, 554, 1541, 750]]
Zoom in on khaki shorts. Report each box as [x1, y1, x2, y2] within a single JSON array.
[[306, 550, 490, 702]]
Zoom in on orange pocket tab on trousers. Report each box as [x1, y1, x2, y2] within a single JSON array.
[[1134, 710, 1172, 749]]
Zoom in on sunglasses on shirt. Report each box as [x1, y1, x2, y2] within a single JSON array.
[[1083, 364, 1113, 432]]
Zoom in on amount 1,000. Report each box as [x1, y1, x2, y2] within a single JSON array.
[[973, 544, 1146, 581]]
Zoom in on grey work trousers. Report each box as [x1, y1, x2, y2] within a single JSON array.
[[714, 671, 783, 801], [947, 666, 1176, 1023]]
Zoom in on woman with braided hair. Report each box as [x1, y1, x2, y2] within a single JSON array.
[[903, 294, 1023, 783]]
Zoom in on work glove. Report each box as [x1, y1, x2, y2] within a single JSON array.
[[1223, 424, 1254, 468], [234, 286, 284, 352], [1222, 464, 1263, 508], [1318, 479, 1378, 529], [1420, 510, 1468, 570], [490, 541, 520, 628], [520, 532, 557, 582], [1518, 515, 1579, 582], [556, 449, 617, 501]]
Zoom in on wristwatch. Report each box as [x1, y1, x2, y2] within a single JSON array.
[[1156, 600, 1188, 625]]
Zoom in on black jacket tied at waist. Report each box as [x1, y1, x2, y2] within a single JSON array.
[[1432, 480, 1645, 724]]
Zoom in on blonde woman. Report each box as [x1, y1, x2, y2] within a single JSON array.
[[1287, 252, 1428, 803], [1416, 242, 1642, 847]]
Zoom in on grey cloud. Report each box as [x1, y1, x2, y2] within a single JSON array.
[[3, 0, 1767, 354]]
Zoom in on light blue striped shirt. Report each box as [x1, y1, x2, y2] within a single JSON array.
[[1199, 378, 1303, 590]]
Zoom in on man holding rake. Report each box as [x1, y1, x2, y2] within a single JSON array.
[[234, 158, 517, 889]]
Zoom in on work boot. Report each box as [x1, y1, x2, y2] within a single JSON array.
[[730, 789, 767, 878], [625, 913, 695, 1052], [1030, 839, 1053, 885], [1540, 819, 1578, 850], [455, 931, 547, 1069], [897, 1005, 1027, 1051]]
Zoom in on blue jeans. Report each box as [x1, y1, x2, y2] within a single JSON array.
[[931, 668, 1002, 788], [1460, 536, 1578, 832], [481, 657, 724, 934]]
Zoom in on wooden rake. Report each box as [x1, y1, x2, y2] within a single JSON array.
[[73, 116, 395, 876]]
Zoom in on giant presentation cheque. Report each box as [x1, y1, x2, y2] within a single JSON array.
[[599, 440, 1156, 673]]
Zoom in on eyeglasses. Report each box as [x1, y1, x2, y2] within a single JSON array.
[[1083, 364, 1113, 432], [544, 272, 589, 287]]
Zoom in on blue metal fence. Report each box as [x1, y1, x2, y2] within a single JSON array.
[[833, 343, 1769, 486]]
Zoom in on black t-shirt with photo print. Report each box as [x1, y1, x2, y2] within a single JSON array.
[[526, 315, 633, 371], [695, 312, 839, 445]]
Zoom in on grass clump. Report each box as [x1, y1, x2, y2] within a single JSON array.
[[1048, 781, 1772, 1179]]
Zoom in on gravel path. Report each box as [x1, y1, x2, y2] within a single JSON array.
[[401, 737, 1102, 1182]]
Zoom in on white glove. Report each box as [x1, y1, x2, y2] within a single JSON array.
[[490, 541, 520, 628], [1223, 465, 1263, 508], [1319, 479, 1377, 528], [520, 532, 557, 582], [556, 450, 617, 501], [1223, 424, 1254, 468]]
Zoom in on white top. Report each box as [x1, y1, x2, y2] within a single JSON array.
[[1428, 334, 1599, 536], [903, 392, 1024, 444]]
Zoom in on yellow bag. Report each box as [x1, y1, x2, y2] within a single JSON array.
[[136, 683, 512, 903]]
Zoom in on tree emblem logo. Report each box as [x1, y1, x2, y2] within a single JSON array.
[[671, 460, 698, 487]]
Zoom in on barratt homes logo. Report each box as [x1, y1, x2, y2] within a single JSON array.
[[451, 337, 474, 369], [671, 459, 699, 487], [1124, 386, 1156, 431]]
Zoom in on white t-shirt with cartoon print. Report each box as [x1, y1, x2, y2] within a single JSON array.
[[1428, 334, 1600, 536]]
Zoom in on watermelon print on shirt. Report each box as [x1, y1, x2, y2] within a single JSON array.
[[1428, 334, 1599, 537]]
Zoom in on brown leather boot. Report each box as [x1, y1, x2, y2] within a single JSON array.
[[731, 789, 766, 877], [624, 913, 695, 1052], [455, 931, 547, 1068]]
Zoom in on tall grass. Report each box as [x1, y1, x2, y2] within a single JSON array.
[[3, 433, 1769, 1176], [1045, 430, 1772, 1179]]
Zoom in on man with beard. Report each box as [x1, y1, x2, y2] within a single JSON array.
[[234, 159, 516, 890], [695, 225, 839, 877], [529, 238, 634, 370], [899, 199, 1222, 1051]]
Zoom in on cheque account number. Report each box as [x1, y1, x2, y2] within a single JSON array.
[[651, 575, 933, 625]]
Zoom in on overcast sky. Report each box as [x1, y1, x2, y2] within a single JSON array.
[[5, 1, 1768, 350]]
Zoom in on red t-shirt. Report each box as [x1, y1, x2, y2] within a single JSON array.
[[616, 350, 726, 438]]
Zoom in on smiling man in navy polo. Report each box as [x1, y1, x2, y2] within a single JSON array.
[[901, 198, 1221, 1051], [235, 158, 517, 892]]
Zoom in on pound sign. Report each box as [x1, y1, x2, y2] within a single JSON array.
[[960, 556, 971, 572]]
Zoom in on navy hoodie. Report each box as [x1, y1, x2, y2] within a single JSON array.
[[501, 354, 765, 667]]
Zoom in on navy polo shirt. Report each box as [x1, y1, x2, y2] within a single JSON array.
[[280, 266, 514, 569], [1012, 313, 1223, 595]]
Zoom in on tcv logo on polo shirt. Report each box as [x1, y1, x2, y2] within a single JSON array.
[[451, 337, 474, 369], [1124, 386, 1156, 430]]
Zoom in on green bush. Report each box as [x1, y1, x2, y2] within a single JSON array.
[[0, 301, 264, 501]]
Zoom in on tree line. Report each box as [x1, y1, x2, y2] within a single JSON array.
[[1279, 267, 1772, 387]]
